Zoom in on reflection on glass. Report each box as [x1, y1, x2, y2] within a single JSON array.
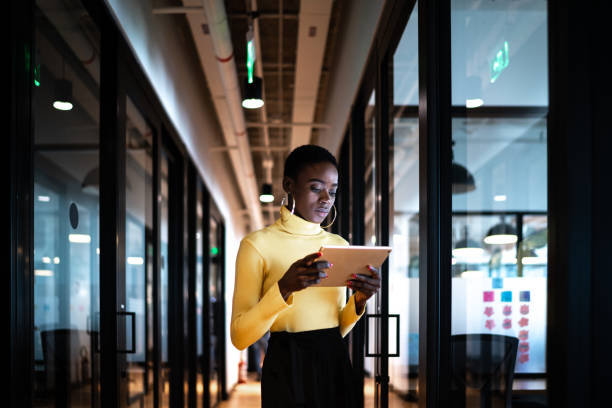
[[196, 185, 205, 408], [161, 153, 170, 407], [450, 1, 548, 406], [33, 1, 101, 407], [125, 96, 154, 407], [389, 3, 419, 404], [209, 218, 220, 406], [363, 89, 378, 408]]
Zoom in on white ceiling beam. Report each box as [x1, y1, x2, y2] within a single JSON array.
[[289, 0, 334, 151]]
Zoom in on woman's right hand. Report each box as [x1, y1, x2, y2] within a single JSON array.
[[277, 252, 331, 300]]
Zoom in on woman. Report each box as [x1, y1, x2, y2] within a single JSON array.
[[230, 144, 381, 407]]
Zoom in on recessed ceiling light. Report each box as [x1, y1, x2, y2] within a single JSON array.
[[494, 195, 507, 202]]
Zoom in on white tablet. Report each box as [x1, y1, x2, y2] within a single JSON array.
[[312, 245, 392, 287]]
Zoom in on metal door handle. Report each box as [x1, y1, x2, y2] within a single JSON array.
[[365, 313, 400, 357], [118, 311, 136, 354]]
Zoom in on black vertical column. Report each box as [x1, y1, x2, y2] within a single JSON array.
[[376, 50, 391, 408], [9, 1, 34, 407], [167, 144, 185, 408], [547, 1, 612, 406], [418, 0, 452, 407], [100, 19, 127, 408]]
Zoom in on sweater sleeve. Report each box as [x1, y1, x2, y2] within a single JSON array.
[[339, 292, 366, 338], [230, 239, 294, 350]]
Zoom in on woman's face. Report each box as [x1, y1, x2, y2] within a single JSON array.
[[284, 161, 338, 224]]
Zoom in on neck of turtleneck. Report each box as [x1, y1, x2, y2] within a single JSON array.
[[277, 205, 323, 236]]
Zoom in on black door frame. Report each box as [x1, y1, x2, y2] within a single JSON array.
[[9, 1, 35, 407]]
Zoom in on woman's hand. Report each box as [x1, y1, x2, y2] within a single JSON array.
[[347, 265, 381, 314], [278, 252, 330, 300]]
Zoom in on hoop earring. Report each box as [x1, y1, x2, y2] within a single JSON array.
[[280, 193, 296, 216], [290, 194, 295, 215], [321, 204, 337, 229]]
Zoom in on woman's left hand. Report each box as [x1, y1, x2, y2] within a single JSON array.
[[347, 265, 381, 314]]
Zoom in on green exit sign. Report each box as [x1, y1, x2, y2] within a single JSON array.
[[490, 41, 509, 83]]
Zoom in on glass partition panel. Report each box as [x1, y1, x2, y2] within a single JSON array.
[[33, 1, 101, 406], [450, 1, 548, 406], [363, 89, 378, 407], [160, 153, 170, 407], [196, 185, 205, 408], [125, 96, 154, 407], [390, 3, 419, 405], [209, 217, 221, 406]]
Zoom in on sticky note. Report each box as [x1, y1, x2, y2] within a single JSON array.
[[520, 291, 531, 302], [501, 291, 512, 302], [492, 278, 503, 289], [483, 291, 494, 302]]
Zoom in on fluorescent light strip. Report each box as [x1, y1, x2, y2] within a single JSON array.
[[127, 257, 144, 265], [69, 234, 91, 243], [35, 270, 54, 277]]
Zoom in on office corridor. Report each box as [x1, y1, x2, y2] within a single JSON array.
[[10, 0, 611, 407]]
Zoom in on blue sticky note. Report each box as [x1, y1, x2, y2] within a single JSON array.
[[520, 291, 531, 302], [492, 278, 503, 289], [501, 291, 512, 302]]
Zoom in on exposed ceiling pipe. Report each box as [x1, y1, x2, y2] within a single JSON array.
[[248, 0, 275, 223], [201, 0, 264, 230]]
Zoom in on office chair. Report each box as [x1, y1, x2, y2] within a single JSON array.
[[450, 334, 519, 408]]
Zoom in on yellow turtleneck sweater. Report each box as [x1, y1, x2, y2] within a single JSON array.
[[230, 206, 365, 350]]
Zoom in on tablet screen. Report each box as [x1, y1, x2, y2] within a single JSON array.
[[313, 245, 392, 287]]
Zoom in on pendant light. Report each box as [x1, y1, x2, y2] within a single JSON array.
[[242, 76, 264, 109], [452, 141, 476, 194], [483, 219, 517, 245], [259, 183, 274, 203], [242, 25, 264, 109], [53, 58, 73, 111], [453, 226, 484, 259]]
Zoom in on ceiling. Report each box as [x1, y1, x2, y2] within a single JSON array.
[[155, 0, 346, 228]]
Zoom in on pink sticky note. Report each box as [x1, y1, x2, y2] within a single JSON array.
[[483, 291, 494, 302]]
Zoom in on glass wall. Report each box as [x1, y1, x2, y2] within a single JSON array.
[[209, 217, 221, 406], [449, 0, 548, 405], [389, 2, 419, 405], [32, 1, 101, 406], [160, 152, 170, 407], [196, 184, 205, 408], [124, 96, 154, 407], [363, 89, 378, 407]]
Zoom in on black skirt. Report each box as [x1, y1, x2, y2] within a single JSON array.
[[261, 327, 356, 408]]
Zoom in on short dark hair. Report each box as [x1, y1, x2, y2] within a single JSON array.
[[283, 144, 338, 180]]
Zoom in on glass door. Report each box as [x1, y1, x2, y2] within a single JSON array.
[[208, 216, 222, 406], [160, 150, 171, 407], [363, 88, 380, 408], [388, 3, 420, 406], [195, 183, 205, 408], [123, 95, 155, 408], [449, 1, 548, 406], [32, 2, 101, 406]]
